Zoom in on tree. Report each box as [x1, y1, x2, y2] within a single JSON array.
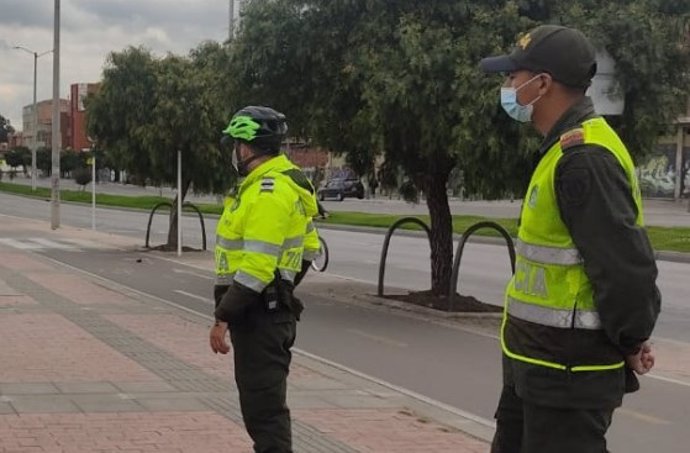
[[36, 147, 52, 176], [88, 44, 234, 249], [0, 114, 13, 143], [226, 0, 690, 296], [228, 0, 535, 295], [60, 149, 83, 177], [5, 147, 30, 173], [73, 167, 92, 190]]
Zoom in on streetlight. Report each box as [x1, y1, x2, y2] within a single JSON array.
[[51, 0, 61, 230], [12, 46, 52, 191]]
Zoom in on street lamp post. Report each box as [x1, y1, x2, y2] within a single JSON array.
[[12, 46, 52, 191], [51, 0, 61, 230]]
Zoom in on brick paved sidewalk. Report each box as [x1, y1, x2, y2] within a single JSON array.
[[0, 216, 492, 452]]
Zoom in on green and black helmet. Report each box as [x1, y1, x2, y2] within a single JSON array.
[[222, 106, 288, 154]]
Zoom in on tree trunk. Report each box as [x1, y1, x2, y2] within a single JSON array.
[[167, 179, 192, 248], [424, 174, 453, 296]]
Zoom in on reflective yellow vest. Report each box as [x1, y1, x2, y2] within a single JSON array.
[[215, 154, 319, 291], [503, 117, 643, 372]]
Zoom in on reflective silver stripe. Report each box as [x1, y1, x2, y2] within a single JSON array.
[[516, 240, 582, 265], [279, 269, 296, 282], [306, 222, 315, 233], [243, 240, 282, 257], [507, 297, 602, 330], [574, 310, 602, 330], [234, 271, 267, 292], [216, 236, 243, 250], [215, 273, 235, 285], [282, 236, 303, 249], [302, 250, 321, 261], [217, 237, 281, 256]]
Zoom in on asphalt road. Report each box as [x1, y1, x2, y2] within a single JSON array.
[[2, 192, 686, 340], [1, 192, 689, 452]]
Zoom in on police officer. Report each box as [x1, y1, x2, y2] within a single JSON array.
[[209, 106, 319, 453], [480, 25, 661, 452]]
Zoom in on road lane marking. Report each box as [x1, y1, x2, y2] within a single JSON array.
[[60, 238, 104, 248], [347, 328, 408, 348], [173, 290, 211, 303], [646, 373, 690, 388], [172, 268, 215, 280], [618, 408, 671, 425], [0, 237, 105, 251], [0, 238, 42, 249], [29, 238, 78, 249]]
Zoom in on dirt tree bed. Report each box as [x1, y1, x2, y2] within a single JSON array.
[[382, 290, 502, 313]]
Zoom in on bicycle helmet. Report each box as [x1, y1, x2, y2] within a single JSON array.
[[222, 106, 288, 155]]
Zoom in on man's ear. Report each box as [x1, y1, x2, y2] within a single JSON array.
[[538, 73, 553, 96]]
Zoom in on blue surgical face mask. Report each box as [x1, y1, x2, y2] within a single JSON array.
[[500, 74, 543, 123]]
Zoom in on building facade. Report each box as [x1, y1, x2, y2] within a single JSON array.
[[69, 83, 100, 151], [22, 99, 70, 150]]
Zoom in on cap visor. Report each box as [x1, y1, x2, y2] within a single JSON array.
[[479, 55, 519, 73]]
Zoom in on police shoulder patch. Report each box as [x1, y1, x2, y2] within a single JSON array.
[[560, 128, 585, 150], [260, 177, 275, 193]]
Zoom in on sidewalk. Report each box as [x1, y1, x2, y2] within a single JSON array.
[[0, 216, 492, 452]]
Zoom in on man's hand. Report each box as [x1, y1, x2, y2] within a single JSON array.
[[209, 321, 230, 354], [626, 341, 655, 375]]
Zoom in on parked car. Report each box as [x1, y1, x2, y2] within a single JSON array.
[[318, 178, 364, 201]]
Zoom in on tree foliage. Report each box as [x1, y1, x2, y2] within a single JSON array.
[[0, 114, 13, 143], [225, 0, 689, 295], [87, 44, 234, 247], [87, 0, 689, 286], [73, 167, 92, 189], [36, 147, 51, 176], [5, 147, 30, 170], [60, 149, 83, 176]]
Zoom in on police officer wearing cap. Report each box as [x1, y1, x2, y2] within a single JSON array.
[[480, 25, 661, 452], [210, 106, 319, 453]]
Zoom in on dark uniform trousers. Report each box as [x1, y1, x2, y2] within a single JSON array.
[[491, 385, 614, 453], [230, 305, 297, 453]]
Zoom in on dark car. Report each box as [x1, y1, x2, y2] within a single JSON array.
[[318, 178, 364, 201]]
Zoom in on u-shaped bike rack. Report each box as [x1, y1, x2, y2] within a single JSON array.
[[145, 201, 207, 251], [448, 221, 515, 311], [377, 217, 432, 297]]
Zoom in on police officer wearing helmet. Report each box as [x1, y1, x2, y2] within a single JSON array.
[[210, 106, 319, 453], [480, 26, 661, 452]]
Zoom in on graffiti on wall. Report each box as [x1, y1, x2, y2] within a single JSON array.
[[638, 145, 690, 198]]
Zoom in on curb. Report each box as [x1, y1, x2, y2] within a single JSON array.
[[351, 293, 503, 320], [655, 250, 690, 264]]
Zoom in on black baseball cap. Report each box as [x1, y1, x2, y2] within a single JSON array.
[[480, 25, 597, 88]]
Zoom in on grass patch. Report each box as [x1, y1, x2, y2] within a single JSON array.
[[322, 211, 519, 237], [646, 226, 690, 254], [1, 181, 688, 253]]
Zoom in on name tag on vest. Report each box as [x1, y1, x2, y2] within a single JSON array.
[[514, 261, 548, 298]]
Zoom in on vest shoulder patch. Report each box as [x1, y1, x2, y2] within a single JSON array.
[[260, 177, 275, 193], [560, 128, 585, 150], [281, 169, 314, 194]]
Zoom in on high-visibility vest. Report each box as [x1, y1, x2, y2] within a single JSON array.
[[215, 154, 318, 290], [503, 117, 643, 372]]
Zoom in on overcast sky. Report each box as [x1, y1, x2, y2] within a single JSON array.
[[1, 0, 234, 129]]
